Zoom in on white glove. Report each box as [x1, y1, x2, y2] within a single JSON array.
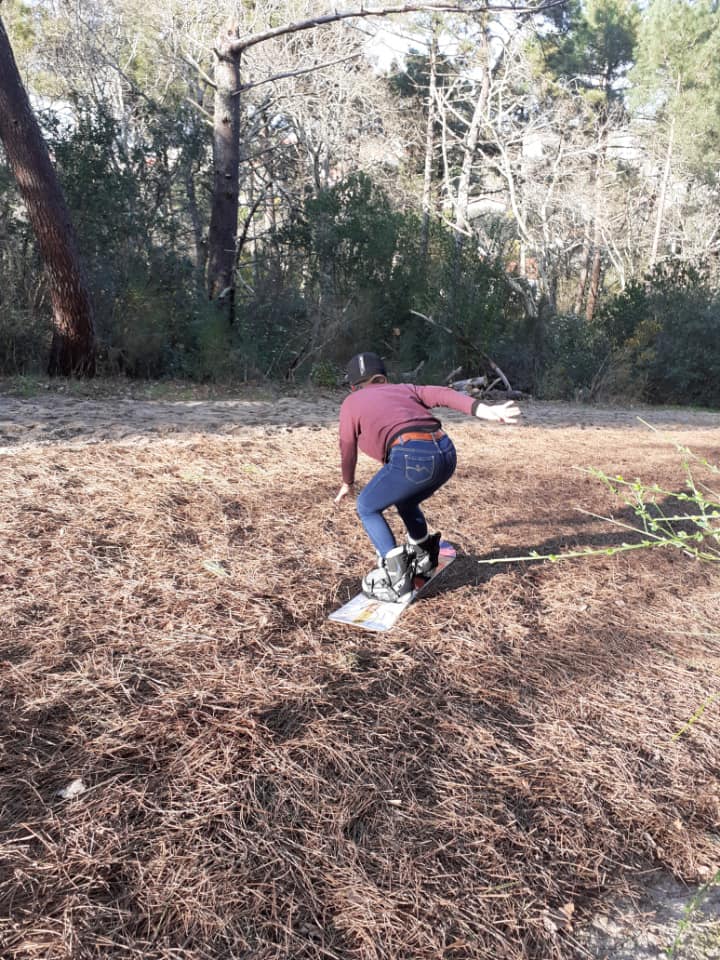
[[475, 400, 521, 424]]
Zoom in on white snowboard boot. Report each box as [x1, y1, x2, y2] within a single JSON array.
[[362, 545, 414, 602]]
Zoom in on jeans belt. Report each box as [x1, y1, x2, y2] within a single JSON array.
[[389, 428, 445, 449]]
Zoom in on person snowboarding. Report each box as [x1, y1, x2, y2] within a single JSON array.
[[334, 351, 521, 602]]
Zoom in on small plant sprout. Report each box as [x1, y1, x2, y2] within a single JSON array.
[[480, 419, 719, 566]]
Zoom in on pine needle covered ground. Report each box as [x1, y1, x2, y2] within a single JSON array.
[[1, 393, 719, 959]]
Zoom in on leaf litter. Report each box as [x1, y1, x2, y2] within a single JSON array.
[[0, 403, 719, 959]]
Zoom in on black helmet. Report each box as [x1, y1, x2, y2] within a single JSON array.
[[346, 352, 386, 386]]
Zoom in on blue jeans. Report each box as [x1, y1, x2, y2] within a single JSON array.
[[356, 434, 457, 556]]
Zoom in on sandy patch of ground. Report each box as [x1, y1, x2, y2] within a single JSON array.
[[1, 391, 720, 448], [579, 873, 720, 959]]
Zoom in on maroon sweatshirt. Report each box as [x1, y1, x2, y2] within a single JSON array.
[[338, 382, 477, 484]]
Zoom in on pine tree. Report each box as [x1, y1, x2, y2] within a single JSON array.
[[539, 0, 640, 318], [631, 0, 720, 264], [0, 12, 96, 375], [633, 0, 720, 179]]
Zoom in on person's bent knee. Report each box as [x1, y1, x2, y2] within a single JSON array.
[[356, 495, 371, 521]]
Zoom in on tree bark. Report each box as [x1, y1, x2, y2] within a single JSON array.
[[420, 30, 438, 262], [573, 235, 591, 314], [585, 142, 604, 323], [585, 244, 602, 323], [0, 15, 96, 376], [206, 24, 241, 322], [650, 83, 679, 267], [453, 28, 491, 247]]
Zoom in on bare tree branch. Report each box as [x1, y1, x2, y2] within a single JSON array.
[[231, 1, 568, 54], [183, 97, 214, 126], [180, 53, 217, 90], [410, 310, 515, 387], [236, 192, 267, 264], [237, 52, 363, 94]]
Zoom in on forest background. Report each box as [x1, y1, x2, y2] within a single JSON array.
[[1, 0, 719, 407]]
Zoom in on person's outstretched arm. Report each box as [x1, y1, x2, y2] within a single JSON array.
[[414, 385, 521, 424]]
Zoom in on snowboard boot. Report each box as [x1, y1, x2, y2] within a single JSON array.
[[407, 531, 441, 576], [362, 545, 414, 603]]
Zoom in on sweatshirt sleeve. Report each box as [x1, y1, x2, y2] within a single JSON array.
[[413, 384, 477, 416], [338, 399, 358, 484]]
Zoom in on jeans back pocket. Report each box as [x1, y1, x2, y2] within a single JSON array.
[[403, 453, 436, 485]]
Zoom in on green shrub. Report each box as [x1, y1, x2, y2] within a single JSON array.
[[234, 286, 310, 380], [281, 172, 419, 369], [0, 307, 52, 375], [536, 312, 611, 400], [598, 261, 720, 407], [190, 307, 243, 382], [0, 157, 51, 374], [105, 253, 223, 380], [310, 359, 341, 388]]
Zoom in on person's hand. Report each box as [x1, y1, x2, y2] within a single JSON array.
[[334, 482, 354, 504], [475, 401, 521, 424]]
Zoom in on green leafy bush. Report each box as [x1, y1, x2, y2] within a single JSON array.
[[282, 172, 418, 366], [536, 312, 611, 400], [0, 157, 51, 374], [412, 231, 523, 382], [598, 261, 720, 407], [234, 285, 309, 380], [0, 308, 51, 375], [310, 360, 341, 388]]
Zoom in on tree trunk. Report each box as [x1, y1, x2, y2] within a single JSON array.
[[185, 163, 207, 278], [447, 27, 490, 321], [650, 95, 678, 267], [585, 244, 602, 322], [0, 15, 96, 376], [206, 24, 241, 323], [573, 236, 591, 315], [453, 29, 490, 248], [585, 144, 604, 323], [420, 30, 438, 263]]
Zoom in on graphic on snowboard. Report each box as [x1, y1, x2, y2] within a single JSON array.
[[328, 541, 456, 632]]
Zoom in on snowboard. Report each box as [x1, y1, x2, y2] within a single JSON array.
[[328, 541, 456, 633]]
